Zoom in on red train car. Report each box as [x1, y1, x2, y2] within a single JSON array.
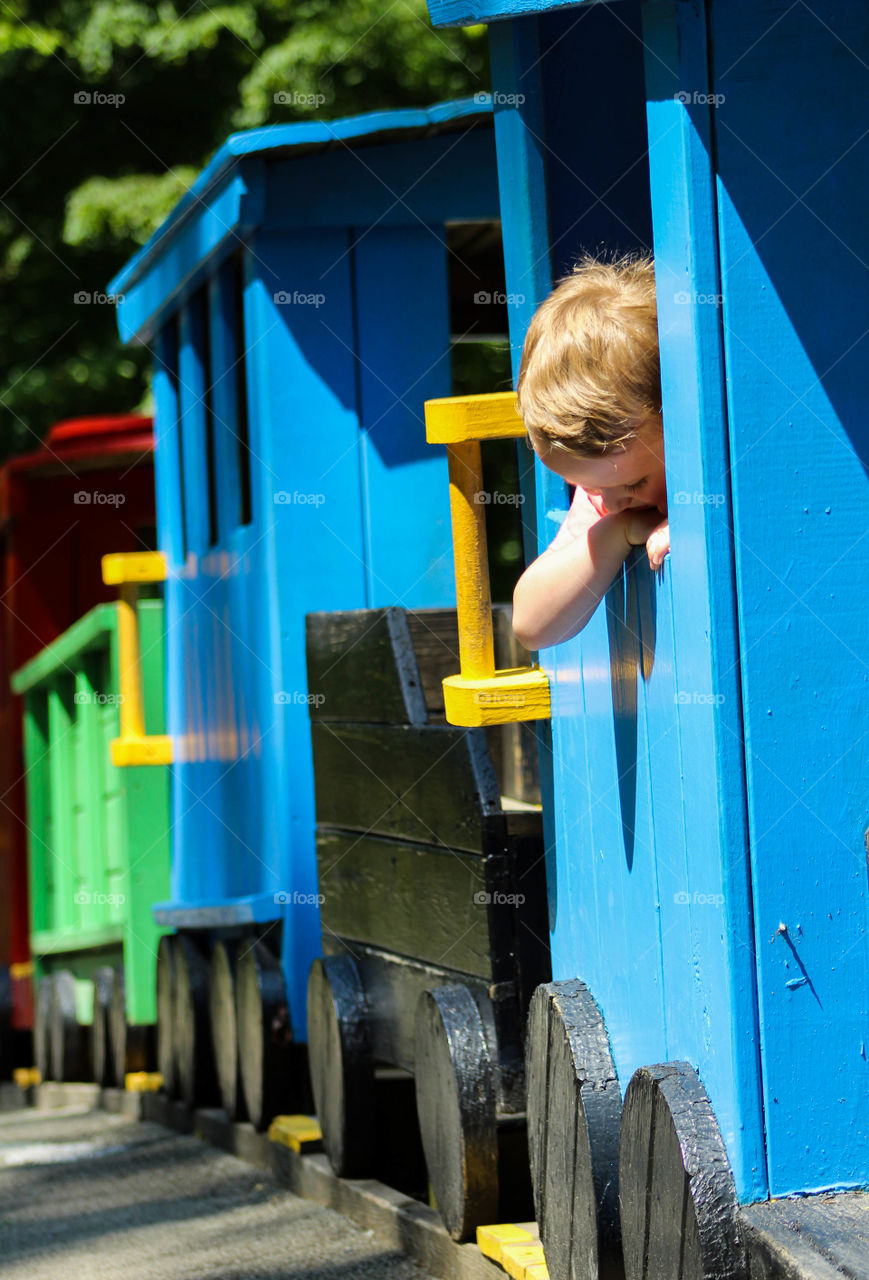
[[0, 415, 156, 1074]]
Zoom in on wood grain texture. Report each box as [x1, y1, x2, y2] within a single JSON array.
[[310, 721, 502, 854], [414, 985, 499, 1240], [619, 1063, 744, 1280], [306, 954, 376, 1177], [209, 941, 246, 1121], [526, 980, 624, 1280], [172, 933, 219, 1110], [740, 1194, 869, 1280]]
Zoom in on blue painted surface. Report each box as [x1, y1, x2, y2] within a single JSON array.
[[427, 0, 602, 30], [115, 105, 500, 1040], [491, 0, 869, 1202]]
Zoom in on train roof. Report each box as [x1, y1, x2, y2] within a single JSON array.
[[108, 97, 493, 314]]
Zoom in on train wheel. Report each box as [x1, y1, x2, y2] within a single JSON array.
[[210, 941, 246, 1121], [50, 970, 88, 1082], [109, 968, 153, 1083], [413, 985, 498, 1242], [156, 935, 177, 1096], [306, 955, 374, 1176], [236, 940, 294, 1131], [91, 968, 116, 1087], [619, 1063, 745, 1280], [525, 980, 623, 1280], [173, 934, 219, 1109], [34, 976, 53, 1082]]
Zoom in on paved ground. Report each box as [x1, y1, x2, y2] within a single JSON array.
[[0, 1105, 438, 1280]]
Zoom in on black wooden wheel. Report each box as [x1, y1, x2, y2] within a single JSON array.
[[91, 967, 116, 1087], [156, 935, 177, 1096], [235, 939, 294, 1130], [173, 933, 219, 1109], [210, 940, 246, 1121], [306, 954, 375, 1177], [413, 984, 498, 1242], [619, 1063, 745, 1280], [34, 975, 53, 1082], [526, 980, 624, 1280], [109, 967, 153, 1084], [50, 969, 88, 1082]]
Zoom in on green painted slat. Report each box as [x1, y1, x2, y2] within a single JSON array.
[[11, 604, 116, 693]]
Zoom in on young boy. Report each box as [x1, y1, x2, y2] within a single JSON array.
[[511, 253, 670, 652]]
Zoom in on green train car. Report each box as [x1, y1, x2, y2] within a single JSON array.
[[12, 596, 170, 1085]]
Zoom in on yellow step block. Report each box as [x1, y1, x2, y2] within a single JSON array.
[[268, 1114, 323, 1153], [12, 1067, 40, 1089], [125, 1072, 163, 1092], [477, 1224, 538, 1264], [501, 1243, 548, 1280]]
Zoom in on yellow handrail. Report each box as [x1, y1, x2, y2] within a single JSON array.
[[424, 392, 551, 726], [101, 552, 173, 766]]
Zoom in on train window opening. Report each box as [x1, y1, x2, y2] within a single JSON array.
[[233, 251, 253, 527], [447, 222, 524, 607], [197, 286, 219, 549]]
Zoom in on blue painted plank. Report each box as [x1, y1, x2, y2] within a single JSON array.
[[427, 0, 605, 29], [352, 226, 456, 608], [244, 227, 369, 1039], [707, 0, 869, 1195]]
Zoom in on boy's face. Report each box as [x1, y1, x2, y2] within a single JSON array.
[[537, 414, 667, 517]]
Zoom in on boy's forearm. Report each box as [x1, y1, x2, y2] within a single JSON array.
[[512, 514, 631, 650]]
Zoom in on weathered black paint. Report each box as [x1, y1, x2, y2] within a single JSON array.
[[172, 933, 219, 1109], [235, 940, 298, 1131]]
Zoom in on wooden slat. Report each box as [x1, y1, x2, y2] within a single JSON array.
[[740, 1195, 869, 1280], [317, 831, 503, 978], [311, 722, 501, 854]]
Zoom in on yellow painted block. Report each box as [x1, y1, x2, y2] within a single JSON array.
[[443, 667, 551, 726], [13, 1067, 40, 1088], [102, 551, 168, 585], [125, 1072, 163, 1092], [525, 1264, 550, 1280], [110, 735, 174, 767], [268, 1114, 323, 1153], [425, 392, 524, 444], [501, 1243, 548, 1280], [477, 1224, 536, 1264], [9, 961, 33, 979]]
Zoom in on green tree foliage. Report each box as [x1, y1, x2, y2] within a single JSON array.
[[0, 0, 488, 458]]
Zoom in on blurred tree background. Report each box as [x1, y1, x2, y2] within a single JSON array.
[[0, 0, 489, 459]]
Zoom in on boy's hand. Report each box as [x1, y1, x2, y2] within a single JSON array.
[[646, 519, 670, 569], [621, 510, 670, 569]]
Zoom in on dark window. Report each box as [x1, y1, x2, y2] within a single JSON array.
[[197, 286, 219, 548], [234, 252, 253, 527]]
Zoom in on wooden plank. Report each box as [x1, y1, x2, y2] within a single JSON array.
[[317, 831, 501, 978], [311, 721, 502, 854], [740, 1194, 869, 1280], [306, 609, 428, 725]]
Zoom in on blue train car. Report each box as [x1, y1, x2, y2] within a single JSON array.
[[422, 1, 869, 1275], [107, 100, 502, 1127]]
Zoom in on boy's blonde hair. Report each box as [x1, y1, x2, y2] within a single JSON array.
[[517, 251, 661, 458]]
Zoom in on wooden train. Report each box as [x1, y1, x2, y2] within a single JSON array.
[[3, 2, 869, 1278]]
